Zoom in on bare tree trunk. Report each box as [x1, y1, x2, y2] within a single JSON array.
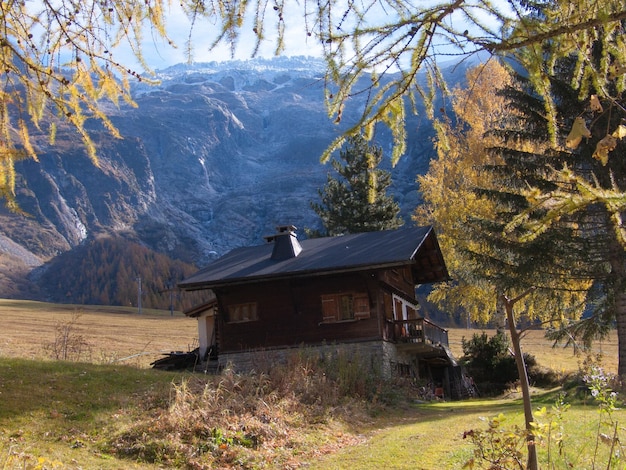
[[608, 236, 626, 379], [616, 296, 626, 379], [501, 290, 538, 470]]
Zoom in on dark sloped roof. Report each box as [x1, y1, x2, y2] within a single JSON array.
[[179, 226, 449, 290]]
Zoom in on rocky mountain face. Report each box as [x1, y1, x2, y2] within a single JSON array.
[[0, 56, 467, 300]]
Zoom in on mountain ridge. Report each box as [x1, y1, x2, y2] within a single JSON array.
[[0, 56, 470, 303]]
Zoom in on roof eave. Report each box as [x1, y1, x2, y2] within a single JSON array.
[[179, 257, 450, 292], [179, 260, 417, 291]]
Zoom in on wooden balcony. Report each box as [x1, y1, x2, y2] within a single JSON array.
[[387, 318, 451, 360]]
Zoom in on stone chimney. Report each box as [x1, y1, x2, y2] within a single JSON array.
[[264, 225, 302, 260]]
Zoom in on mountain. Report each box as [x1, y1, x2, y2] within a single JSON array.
[[0, 56, 469, 302]]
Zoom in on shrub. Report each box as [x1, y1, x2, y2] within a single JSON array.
[[43, 312, 92, 361], [461, 330, 520, 395]]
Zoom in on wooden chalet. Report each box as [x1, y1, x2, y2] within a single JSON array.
[[179, 225, 462, 398]]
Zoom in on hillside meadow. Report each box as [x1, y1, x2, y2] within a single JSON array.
[[0, 299, 623, 469], [0, 299, 198, 367]]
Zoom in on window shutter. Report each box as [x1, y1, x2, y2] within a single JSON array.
[[227, 303, 258, 322], [249, 303, 258, 321], [229, 304, 241, 322], [321, 295, 338, 322], [354, 294, 370, 319]]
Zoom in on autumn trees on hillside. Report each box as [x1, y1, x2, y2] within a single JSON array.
[[39, 237, 199, 310]]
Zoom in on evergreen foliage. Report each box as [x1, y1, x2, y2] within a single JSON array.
[[461, 331, 518, 395], [38, 236, 199, 310], [461, 331, 550, 395], [311, 134, 403, 236], [417, 61, 591, 330], [474, 55, 626, 373], [418, 52, 626, 372]]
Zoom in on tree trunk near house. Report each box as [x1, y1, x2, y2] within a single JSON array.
[[608, 236, 626, 379], [501, 290, 538, 470], [616, 295, 626, 379]]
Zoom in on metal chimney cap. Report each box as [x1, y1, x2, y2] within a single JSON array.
[[263, 225, 302, 260]]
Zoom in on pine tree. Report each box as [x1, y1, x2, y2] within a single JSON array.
[[449, 50, 626, 375], [457, 55, 626, 468], [311, 135, 403, 236], [417, 59, 609, 469], [491, 60, 626, 374]]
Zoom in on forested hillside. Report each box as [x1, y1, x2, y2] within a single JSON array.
[[36, 237, 200, 310]]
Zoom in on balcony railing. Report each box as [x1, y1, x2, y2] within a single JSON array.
[[389, 318, 449, 347]]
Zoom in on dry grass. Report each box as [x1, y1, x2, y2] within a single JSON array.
[[447, 328, 619, 376], [0, 299, 198, 367], [106, 358, 378, 469]]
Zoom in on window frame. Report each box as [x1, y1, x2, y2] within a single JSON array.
[[320, 292, 370, 324], [226, 302, 259, 323]]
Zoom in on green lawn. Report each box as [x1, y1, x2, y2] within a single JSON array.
[[2, 356, 623, 469], [0, 357, 181, 469], [310, 392, 625, 469]]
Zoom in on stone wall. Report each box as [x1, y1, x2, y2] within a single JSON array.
[[218, 340, 405, 379]]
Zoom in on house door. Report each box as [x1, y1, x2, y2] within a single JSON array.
[[392, 294, 419, 339], [198, 313, 215, 360]]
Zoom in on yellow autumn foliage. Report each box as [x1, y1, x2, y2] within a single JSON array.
[[593, 135, 618, 166], [612, 124, 626, 139], [0, 0, 191, 207], [565, 117, 591, 149]]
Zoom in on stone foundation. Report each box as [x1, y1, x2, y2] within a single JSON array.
[[218, 340, 405, 379]]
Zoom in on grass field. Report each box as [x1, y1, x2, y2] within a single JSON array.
[[0, 299, 198, 367], [447, 327, 619, 376], [0, 299, 623, 469]]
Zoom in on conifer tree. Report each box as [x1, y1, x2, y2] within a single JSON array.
[[430, 54, 625, 370], [495, 66, 626, 374], [454, 55, 626, 468], [417, 7, 626, 375], [417, 58, 600, 470], [311, 135, 403, 236]]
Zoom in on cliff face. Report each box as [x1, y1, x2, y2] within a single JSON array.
[[0, 57, 460, 299]]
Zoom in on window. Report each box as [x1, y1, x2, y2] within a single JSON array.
[[321, 293, 370, 323], [227, 302, 258, 323], [339, 295, 354, 320]]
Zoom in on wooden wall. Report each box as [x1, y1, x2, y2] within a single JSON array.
[[216, 272, 387, 352]]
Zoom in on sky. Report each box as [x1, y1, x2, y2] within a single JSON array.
[[110, 0, 515, 73], [123, 2, 326, 70], [18, 0, 517, 75]]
